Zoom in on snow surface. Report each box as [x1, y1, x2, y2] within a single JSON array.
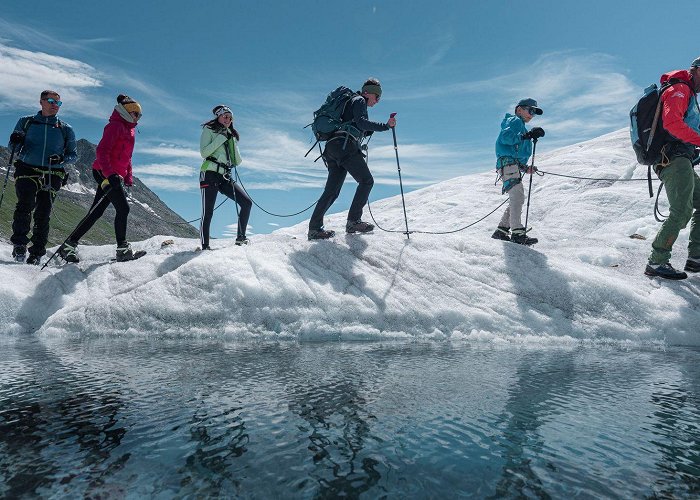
[[1, 129, 699, 343]]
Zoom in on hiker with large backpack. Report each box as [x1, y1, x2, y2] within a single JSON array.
[[307, 78, 397, 240], [8, 90, 77, 265], [198, 105, 252, 250], [492, 98, 545, 246], [638, 58, 700, 280], [56, 95, 144, 264]]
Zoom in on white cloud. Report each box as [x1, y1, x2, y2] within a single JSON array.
[[138, 176, 198, 192], [394, 51, 638, 140], [425, 32, 455, 67], [114, 73, 202, 122], [138, 144, 201, 160], [0, 42, 104, 117], [133, 163, 196, 177], [222, 223, 252, 238]]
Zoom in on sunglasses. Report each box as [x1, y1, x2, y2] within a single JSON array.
[[130, 111, 142, 119], [525, 106, 539, 116], [45, 98, 63, 107]]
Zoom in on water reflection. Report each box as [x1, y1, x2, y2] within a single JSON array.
[[285, 346, 384, 498], [176, 404, 249, 496], [490, 350, 578, 498], [0, 337, 129, 498], [648, 349, 700, 497], [1, 338, 699, 498]]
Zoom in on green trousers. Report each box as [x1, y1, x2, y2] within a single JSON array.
[[649, 156, 700, 264]]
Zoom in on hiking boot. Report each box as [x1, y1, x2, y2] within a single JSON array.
[[115, 242, 135, 262], [684, 256, 700, 273], [511, 229, 538, 246], [235, 237, 249, 246], [346, 220, 374, 234], [26, 254, 41, 266], [491, 226, 510, 241], [12, 244, 26, 263], [308, 228, 336, 240], [58, 241, 80, 263], [644, 262, 687, 280]]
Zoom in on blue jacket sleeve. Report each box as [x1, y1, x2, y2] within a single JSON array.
[[8, 118, 27, 148], [499, 116, 526, 146], [61, 124, 78, 165]]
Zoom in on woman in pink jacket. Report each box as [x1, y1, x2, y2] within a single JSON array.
[[57, 94, 144, 263]]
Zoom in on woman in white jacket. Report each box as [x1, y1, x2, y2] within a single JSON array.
[[199, 105, 252, 249]]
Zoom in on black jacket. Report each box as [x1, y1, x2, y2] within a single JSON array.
[[340, 95, 390, 138]]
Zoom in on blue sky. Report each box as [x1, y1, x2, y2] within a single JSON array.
[[1, 0, 697, 238]]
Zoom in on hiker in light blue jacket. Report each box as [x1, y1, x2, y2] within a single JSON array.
[[492, 98, 544, 246]]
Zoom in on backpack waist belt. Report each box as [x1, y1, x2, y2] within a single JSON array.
[[497, 157, 523, 169], [332, 124, 363, 141], [14, 160, 66, 179]]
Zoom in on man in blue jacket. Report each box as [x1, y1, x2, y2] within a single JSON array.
[[308, 78, 397, 240], [492, 98, 544, 246], [8, 90, 77, 265]]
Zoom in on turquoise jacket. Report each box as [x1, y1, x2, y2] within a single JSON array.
[[495, 113, 532, 167], [199, 125, 241, 172], [11, 112, 77, 169]]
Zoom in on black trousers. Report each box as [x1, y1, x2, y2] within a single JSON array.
[[10, 163, 63, 256], [199, 170, 252, 247], [309, 138, 374, 231], [70, 170, 130, 245]]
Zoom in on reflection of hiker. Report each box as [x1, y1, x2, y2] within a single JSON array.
[[308, 78, 397, 240], [9, 90, 77, 265], [199, 105, 252, 249], [58, 95, 143, 263], [644, 57, 700, 280], [492, 98, 544, 246]]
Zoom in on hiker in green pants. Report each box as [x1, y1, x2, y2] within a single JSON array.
[[645, 57, 700, 280], [649, 157, 700, 274]]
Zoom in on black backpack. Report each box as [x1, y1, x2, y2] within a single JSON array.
[[629, 78, 693, 200], [629, 78, 690, 167], [309, 86, 357, 141]]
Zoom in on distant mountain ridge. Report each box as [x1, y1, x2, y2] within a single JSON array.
[[0, 138, 198, 246]]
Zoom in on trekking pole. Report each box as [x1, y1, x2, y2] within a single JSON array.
[[41, 190, 109, 270], [0, 143, 18, 210], [222, 135, 242, 239], [231, 168, 241, 228], [523, 138, 537, 234], [390, 113, 411, 239]]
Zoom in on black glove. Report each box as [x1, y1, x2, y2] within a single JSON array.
[[522, 127, 545, 141], [48, 154, 64, 165], [530, 127, 545, 139], [61, 171, 70, 187], [108, 174, 124, 186], [9, 131, 25, 146]]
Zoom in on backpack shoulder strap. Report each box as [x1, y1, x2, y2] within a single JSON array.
[[660, 78, 693, 94], [341, 93, 361, 120], [21, 116, 33, 132], [660, 78, 696, 118]]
